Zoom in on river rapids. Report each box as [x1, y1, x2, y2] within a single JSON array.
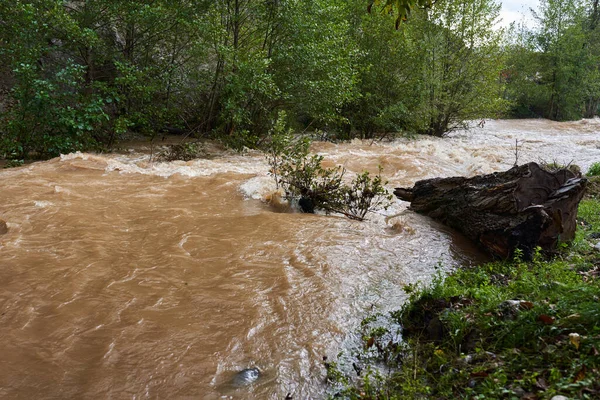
[[1, 119, 599, 399]]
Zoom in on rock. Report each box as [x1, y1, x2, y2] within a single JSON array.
[[425, 315, 444, 342], [500, 300, 534, 311], [0, 219, 7, 235], [298, 197, 315, 213], [550, 396, 569, 400], [594, 241, 600, 252], [500, 299, 522, 309], [498, 300, 534, 320], [458, 351, 497, 366], [232, 367, 260, 387]]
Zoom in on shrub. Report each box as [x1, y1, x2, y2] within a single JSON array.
[[267, 134, 392, 220]]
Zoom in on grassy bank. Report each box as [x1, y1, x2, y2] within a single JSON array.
[[329, 198, 600, 399]]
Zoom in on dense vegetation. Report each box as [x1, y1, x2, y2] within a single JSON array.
[[328, 193, 600, 399], [505, 0, 600, 120], [1, 0, 599, 162]]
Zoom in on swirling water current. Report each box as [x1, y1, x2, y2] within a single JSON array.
[[1, 119, 599, 399]]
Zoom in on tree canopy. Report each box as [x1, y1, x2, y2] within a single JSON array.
[[0, 0, 598, 161]]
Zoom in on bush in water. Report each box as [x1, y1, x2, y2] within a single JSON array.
[[266, 133, 392, 221]]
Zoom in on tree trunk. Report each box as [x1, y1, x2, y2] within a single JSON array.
[[584, 98, 599, 118], [394, 162, 587, 259]]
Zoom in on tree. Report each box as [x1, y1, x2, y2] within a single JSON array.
[[534, 0, 588, 120], [0, 1, 110, 159], [272, 0, 359, 130], [341, 0, 414, 138], [0, 0, 518, 159], [402, 0, 507, 136], [503, 23, 549, 117], [582, 0, 600, 117], [504, 0, 600, 121]]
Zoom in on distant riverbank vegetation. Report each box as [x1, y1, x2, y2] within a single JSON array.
[[1, 0, 599, 162]]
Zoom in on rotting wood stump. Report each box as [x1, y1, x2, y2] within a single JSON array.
[[394, 162, 587, 259]]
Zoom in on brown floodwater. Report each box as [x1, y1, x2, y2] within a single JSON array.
[[1, 119, 599, 399]]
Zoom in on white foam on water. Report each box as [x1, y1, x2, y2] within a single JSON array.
[[33, 201, 53, 208], [60, 151, 269, 178], [239, 175, 277, 201]]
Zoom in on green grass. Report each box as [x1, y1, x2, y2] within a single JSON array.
[[587, 162, 600, 177], [329, 199, 600, 399]]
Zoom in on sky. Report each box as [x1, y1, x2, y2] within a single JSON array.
[[498, 0, 540, 28]]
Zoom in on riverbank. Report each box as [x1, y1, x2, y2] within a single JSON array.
[[330, 197, 600, 399]]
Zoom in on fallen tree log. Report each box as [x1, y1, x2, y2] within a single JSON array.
[[394, 162, 587, 259]]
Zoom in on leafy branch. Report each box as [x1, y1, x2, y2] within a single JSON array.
[[368, 0, 436, 28]]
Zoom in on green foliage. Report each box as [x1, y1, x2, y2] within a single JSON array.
[[339, 168, 394, 220], [341, 3, 412, 138], [0, 1, 107, 158], [4, 0, 591, 158], [0, 0, 186, 157], [504, 0, 600, 121], [341, 0, 508, 138], [534, 0, 589, 121], [272, 0, 359, 130], [404, 0, 508, 136], [587, 162, 600, 176], [330, 199, 600, 399], [276, 144, 348, 213], [3, 159, 25, 169], [265, 111, 295, 188], [268, 135, 392, 220], [2, 61, 107, 159], [0, 0, 512, 158]]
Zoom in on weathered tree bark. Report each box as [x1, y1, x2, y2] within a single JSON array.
[[394, 163, 587, 259]]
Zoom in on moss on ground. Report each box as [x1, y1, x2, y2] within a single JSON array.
[[329, 199, 600, 399]]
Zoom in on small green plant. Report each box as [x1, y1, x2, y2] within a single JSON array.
[[265, 111, 295, 189], [587, 162, 600, 177], [277, 150, 346, 213]]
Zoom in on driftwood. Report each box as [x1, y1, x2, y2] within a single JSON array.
[[394, 162, 587, 259]]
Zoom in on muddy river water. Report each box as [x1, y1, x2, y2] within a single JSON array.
[[1, 119, 599, 399]]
